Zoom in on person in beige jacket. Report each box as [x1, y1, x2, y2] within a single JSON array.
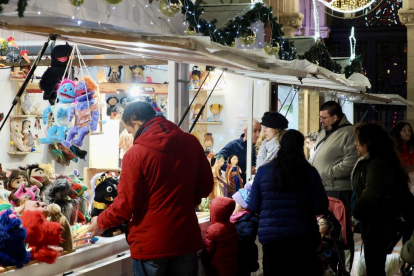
[[311, 101, 358, 273]]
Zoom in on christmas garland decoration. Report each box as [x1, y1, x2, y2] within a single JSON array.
[[180, 1, 296, 61], [344, 55, 362, 78], [0, 0, 28, 18], [298, 39, 342, 74]]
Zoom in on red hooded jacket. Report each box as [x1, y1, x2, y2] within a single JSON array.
[[201, 197, 238, 276], [98, 116, 214, 260]]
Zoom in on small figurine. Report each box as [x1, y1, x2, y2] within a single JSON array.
[[208, 104, 223, 122], [204, 133, 214, 156], [215, 155, 227, 197], [129, 65, 145, 83], [209, 157, 225, 201], [108, 65, 123, 83], [106, 95, 120, 119], [22, 120, 36, 151], [190, 66, 201, 89], [10, 120, 30, 152], [191, 103, 204, 122], [225, 155, 244, 197], [20, 90, 43, 116]]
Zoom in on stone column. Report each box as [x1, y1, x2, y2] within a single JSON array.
[[270, 0, 304, 37], [399, 2, 414, 125]]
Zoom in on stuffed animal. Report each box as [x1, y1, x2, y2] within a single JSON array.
[[106, 95, 120, 119], [15, 200, 49, 217], [129, 65, 145, 83], [39, 43, 73, 105], [20, 210, 62, 264], [40, 79, 77, 144], [108, 66, 123, 83], [69, 145, 88, 163], [10, 120, 30, 152], [69, 170, 90, 222], [45, 177, 80, 224], [208, 104, 224, 122], [12, 184, 39, 206], [91, 172, 124, 237], [47, 204, 73, 253], [61, 82, 100, 148], [0, 187, 19, 214], [0, 210, 31, 269], [20, 90, 43, 116], [22, 120, 36, 151], [5, 170, 30, 191], [20, 163, 46, 189]]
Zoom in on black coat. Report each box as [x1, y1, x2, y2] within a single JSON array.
[[233, 212, 260, 274]]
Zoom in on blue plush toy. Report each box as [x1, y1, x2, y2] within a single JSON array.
[[0, 210, 31, 269], [40, 79, 76, 144]]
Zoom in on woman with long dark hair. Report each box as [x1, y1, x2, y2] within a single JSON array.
[[352, 123, 408, 276], [250, 129, 328, 276]]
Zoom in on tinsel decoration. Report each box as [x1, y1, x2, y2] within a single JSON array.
[[239, 29, 256, 46], [160, 0, 181, 17], [344, 55, 363, 78], [179, 1, 296, 61], [6, 52, 21, 64], [70, 0, 84, 7], [298, 39, 341, 73], [264, 41, 280, 56]]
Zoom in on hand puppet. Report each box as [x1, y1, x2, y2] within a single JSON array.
[[47, 204, 73, 253], [5, 170, 30, 191], [12, 184, 39, 206]]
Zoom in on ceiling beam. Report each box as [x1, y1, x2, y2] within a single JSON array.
[[0, 58, 167, 67]]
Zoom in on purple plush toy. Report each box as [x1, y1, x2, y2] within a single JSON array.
[[61, 80, 100, 148], [0, 210, 31, 269]]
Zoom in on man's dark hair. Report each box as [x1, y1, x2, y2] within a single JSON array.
[[320, 101, 343, 117], [122, 101, 155, 126]]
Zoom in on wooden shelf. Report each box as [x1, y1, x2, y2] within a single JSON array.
[[8, 151, 41, 155], [99, 82, 168, 94], [10, 79, 42, 93], [189, 122, 222, 125], [10, 115, 41, 118]]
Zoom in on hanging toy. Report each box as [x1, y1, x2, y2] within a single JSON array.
[[20, 50, 30, 64], [6, 52, 21, 64], [7, 37, 19, 49]]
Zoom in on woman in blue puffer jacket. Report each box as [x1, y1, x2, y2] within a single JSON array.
[[250, 129, 328, 276]]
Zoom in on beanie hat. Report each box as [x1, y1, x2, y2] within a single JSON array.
[[260, 112, 288, 129], [232, 182, 252, 209]]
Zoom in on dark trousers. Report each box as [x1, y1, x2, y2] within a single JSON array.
[[364, 241, 388, 276], [262, 241, 322, 276], [326, 190, 355, 271]]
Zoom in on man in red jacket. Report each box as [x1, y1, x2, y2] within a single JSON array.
[[88, 101, 214, 276]]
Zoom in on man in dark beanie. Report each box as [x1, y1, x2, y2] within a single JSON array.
[[88, 101, 214, 276]]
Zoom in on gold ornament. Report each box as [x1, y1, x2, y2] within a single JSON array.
[[160, 0, 182, 18], [70, 0, 84, 7], [228, 40, 236, 47], [185, 27, 196, 36], [239, 30, 256, 46], [264, 42, 280, 56], [104, 0, 123, 4]]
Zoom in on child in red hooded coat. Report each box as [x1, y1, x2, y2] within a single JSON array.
[[201, 196, 238, 276]]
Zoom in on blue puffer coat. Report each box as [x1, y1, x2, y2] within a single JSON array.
[[249, 160, 328, 246]]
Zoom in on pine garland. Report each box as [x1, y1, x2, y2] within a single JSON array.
[[344, 55, 362, 78], [0, 0, 27, 17], [298, 39, 342, 74], [0, 0, 10, 13], [180, 1, 296, 61]]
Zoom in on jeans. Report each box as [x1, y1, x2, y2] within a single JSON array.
[[364, 241, 388, 276], [132, 252, 198, 276]]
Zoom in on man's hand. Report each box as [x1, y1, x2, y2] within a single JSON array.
[[88, 216, 105, 238]]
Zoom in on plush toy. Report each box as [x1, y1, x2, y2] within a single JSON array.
[[129, 65, 145, 83], [15, 200, 49, 217], [108, 66, 123, 83], [116, 96, 130, 117], [208, 104, 224, 122], [106, 95, 120, 119], [0, 210, 31, 269], [91, 172, 124, 237], [204, 133, 214, 156], [20, 90, 43, 116], [0, 187, 20, 213], [61, 84, 100, 148], [40, 79, 77, 144], [0, 170, 7, 189], [225, 155, 244, 197], [191, 103, 204, 122], [10, 120, 30, 152], [119, 129, 134, 160], [5, 170, 30, 192], [20, 163, 46, 189], [69, 170, 90, 222], [21, 210, 62, 264], [190, 66, 201, 89], [69, 145, 88, 163], [39, 43, 73, 105], [12, 184, 39, 206], [22, 120, 36, 151], [47, 204, 73, 253], [74, 77, 98, 97], [38, 163, 56, 186]]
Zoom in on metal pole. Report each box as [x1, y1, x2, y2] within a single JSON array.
[[0, 34, 56, 132]]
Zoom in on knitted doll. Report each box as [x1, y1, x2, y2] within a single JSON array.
[[208, 104, 223, 122], [225, 155, 244, 197], [20, 90, 43, 116], [106, 95, 120, 119], [108, 65, 123, 83], [22, 120, 36, 150], [10, 120, 30, 152], [129, 65, 145, 83], [119, 129, 134, 159]]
